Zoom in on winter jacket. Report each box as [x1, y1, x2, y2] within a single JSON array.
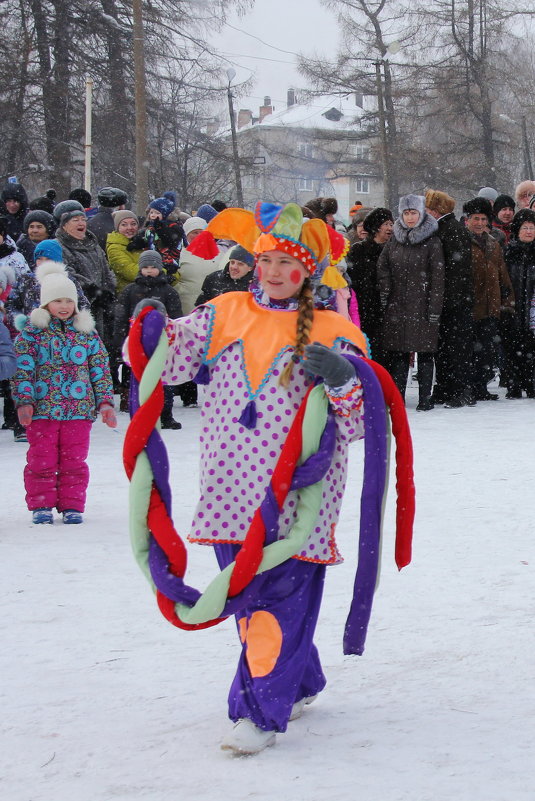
[[435, 213, 473, 311], [1, 183, 28, 241], [106, 231, 143, 294], [141, 219, 184, 280], [113, 273, 182, 349], [16, 234, 37, 271], [377, 214, 445, 352], [346, 238, 384, 344], [195, 262, 254, 306], [1, 239, 40, 333], [11, 309, 114, 420], [177, 249, 221, 314], [470, 232, 515, 321], [0, 319, 16, 379], [503, 239, 535, 329], [86, 206, 116, 251], [493, 220, 512, 247]]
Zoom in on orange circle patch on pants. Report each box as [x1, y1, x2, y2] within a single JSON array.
[[237, 611, 283, 678]]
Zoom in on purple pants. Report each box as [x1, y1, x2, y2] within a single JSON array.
[[24, 419, 92, 512], [215, 544, 327, 733]]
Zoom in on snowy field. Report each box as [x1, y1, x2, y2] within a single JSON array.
[[2, 377, 535, 801]]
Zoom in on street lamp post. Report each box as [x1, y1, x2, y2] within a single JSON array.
[[226, 68, 244, 207], [133, 0, 149, 213]]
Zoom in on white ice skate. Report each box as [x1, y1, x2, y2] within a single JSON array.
[[289, 693, 318, 721], [220, 718, 276, 755]]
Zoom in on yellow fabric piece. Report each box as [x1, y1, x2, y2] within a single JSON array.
[[322, 264, 348, 289], [205, 292, 369, 394], [206, 208, 260, 254]]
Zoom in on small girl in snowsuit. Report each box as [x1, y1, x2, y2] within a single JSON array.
[[11, 261, 117, 524]]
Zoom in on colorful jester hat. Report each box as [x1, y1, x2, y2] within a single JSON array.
[[206, 201, 348, 276]]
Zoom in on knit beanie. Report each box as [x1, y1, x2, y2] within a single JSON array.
[[477, 187, 499, 203], [97, 187, 128, 208], [363, 207, 394, 235], [23, 209, 55, 235], [183, 216, 207, 237], [36, 261, 78, 311], [425, 190, 455, 216], [228, 244, 255, 268], [149, 191, 176, 220], [113, 210, 138, 230], [196, 203, 218, 224], [493, 194, 515, 215], [138, 250, 164, 272], [54, 199, 85, 223], [510, 209, 535, 240], [34, 239, 63, 263], [69, 188, 92, 208], [463, 197, 493, 219], [29, 189, 56, 214]]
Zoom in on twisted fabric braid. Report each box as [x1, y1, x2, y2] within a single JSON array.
[[279, 278, 315, 387]]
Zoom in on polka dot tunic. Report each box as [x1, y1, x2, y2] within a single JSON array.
[[162, 304, 365, 564]]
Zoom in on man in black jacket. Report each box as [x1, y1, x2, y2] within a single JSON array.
[[195, 245, 254, 305], [426, 190, 474, 407]]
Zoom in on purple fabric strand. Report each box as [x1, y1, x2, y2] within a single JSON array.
[[290, 412, 336, 490], [341, 354, 387, 655], [148, 537, 201, 605]]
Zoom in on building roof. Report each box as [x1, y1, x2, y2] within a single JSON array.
[[238, 93, 372, 133]]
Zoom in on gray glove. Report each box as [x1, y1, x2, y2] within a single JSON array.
[[133, 297, 167, 319], [304, 343, 355, 386]]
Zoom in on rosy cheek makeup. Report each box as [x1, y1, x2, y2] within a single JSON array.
[[256, 265, 263, 281], [290, 269, 302, 285]]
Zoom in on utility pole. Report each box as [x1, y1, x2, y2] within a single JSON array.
[[133, 0, 149, 213], [521, 116, 534, 180], [374, 60, 390, 209], [226, 68, 244, 207], [84, 75, 93, 193]]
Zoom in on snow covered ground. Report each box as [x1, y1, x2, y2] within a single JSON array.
[[2, 377, 535, 801]]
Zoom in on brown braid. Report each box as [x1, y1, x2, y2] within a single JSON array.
[[279, 278, 315, 387]]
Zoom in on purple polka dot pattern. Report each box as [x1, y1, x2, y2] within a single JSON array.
[[163, 314, 365, 564]]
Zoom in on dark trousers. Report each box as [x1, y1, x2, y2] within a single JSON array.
[[472, 318, 497, 394], [388, 351, 434, 402], [501, 317, 535, 393], [434, 307, 473, 400], [174, 380, 197, 407]]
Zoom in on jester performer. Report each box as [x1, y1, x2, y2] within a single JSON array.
[[125, 202, 414, 755]]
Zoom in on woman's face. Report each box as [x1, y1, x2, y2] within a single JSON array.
[[118, 217, 138, 238], [187, 229, 203, 244], [27, 221, 48, 243], [402, 209, 420, 228], [356, 221, 367, 241], [62, 215, 87, 239], [518, 222, 535, 243], [374, 220, 393, 243], [256, 250, 307, 300], [5, 199, 20, 215]]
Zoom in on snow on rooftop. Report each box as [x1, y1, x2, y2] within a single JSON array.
[[239, 93, 373, 132]]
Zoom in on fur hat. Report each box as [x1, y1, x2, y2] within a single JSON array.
[[463, 197, 493, 219], [34, 239, 63, 263], [511, 209, 535, 240], [36, 261, 78, 308], [138, 250, 164, 272], [363, 207, 394, 235], [477, 187, 499, 203], [112, 210, 138, 230], [493, 194, 515, 215], [211, 200, 227, 212], [23, 209, 56, 236], [425, 190, 455, 216], [54, 199, 85, 222], [398, 194, 426, 217], [149, 192, 176, 220], [183, 216, 208, 237], [69, 188, 92, 208], [228, 244, 255, 268], [306, 196, 338, 221], [97, 187, 128, 208]]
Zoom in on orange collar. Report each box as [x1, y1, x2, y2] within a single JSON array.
[[203, 292, 368, 396]]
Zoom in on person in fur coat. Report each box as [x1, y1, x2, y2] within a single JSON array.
[[11, 262, 116, 525], [377, 194, 445, 410]]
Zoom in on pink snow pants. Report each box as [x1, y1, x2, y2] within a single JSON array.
[[24, 419, 92, 512]]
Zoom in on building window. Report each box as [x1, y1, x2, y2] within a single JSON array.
[[354, 143, 369, 159], [299, 176, 315, 191], [298, 142, 314, 159], [355, 177, 370, 194]]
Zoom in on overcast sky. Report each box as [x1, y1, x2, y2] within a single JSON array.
[[210, 0, 341, 114]]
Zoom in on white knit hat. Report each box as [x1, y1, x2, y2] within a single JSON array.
[[183, 216, 207, 237], [36, 261, 79, 311]]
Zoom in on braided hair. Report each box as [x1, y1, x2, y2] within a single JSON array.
[[279, 277, 314, 387]]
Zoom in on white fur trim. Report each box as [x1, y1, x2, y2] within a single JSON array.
[[30, 307, 51, 329], [73, 308, 96, 333], [35, 259, 68, 283], [0, 264, 16, 291]]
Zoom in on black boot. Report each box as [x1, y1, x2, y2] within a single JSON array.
[[161, 414, 182, 430], [416, 354, 435, 411]]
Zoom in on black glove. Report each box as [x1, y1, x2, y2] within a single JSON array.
[[127, 232, 148, 251], [133, 298, 167, 319], [304, 343, 355, 386], [164, 260, 179, 276]]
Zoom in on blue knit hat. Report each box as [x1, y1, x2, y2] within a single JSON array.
[[149, 191, 176, 220], [196, 203, 218, 224], [228, 244, 254, 268], [34, 239, 63, 262]]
